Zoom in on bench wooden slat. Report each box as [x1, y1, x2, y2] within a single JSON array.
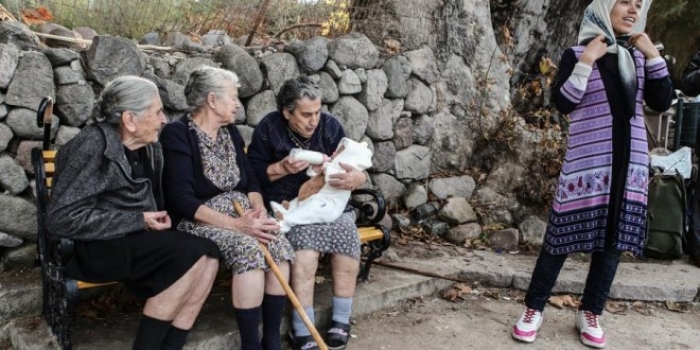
[[42, 150, 56, 162], [46, 177, 52, 188], [77, 281, 118, 289], [358, 226, 384, 243], [44, 162, 55, 174]]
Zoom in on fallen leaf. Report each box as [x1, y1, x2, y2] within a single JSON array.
[[548, 295, 564, 309], [605, 301, 628, 315], [548, 295, 579, 309], [665, 300, 691, 313], [631, 301, 654, 316]]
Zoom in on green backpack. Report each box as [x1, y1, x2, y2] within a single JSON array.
[[644, 173, 686, 260]]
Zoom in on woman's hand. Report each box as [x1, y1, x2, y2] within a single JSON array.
[[327, 163, 366, 191], [248, 192, 266, 212], [233, 208, 279, 244], [268, 155, 311, 182], [629, 33, 660, 59], [580, 35, 608, 66], [143, 211, 172, 231], [278, 156, 310, 175]]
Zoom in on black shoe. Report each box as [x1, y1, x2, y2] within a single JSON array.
[[287, 331, 319, 350], [326, 321, 351, 350]]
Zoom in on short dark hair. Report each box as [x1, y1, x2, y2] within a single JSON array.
[[276, 76, 320, 113]]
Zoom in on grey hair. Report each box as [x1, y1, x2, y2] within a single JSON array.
[[277, 76, 320, 113], [184, 66, 240, 111], [96, 76, 159, 126]]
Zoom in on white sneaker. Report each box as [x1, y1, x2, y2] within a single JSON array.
[[511, 307, 543, 343], [576, 310, 606, 348]]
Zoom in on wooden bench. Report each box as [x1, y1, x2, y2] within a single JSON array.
[[32, 96, 390, 349]]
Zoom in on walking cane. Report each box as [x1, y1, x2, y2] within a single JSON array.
[[233, 201, 328, 350]]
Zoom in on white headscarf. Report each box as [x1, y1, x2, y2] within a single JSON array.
[[577, 0, 653, 114]]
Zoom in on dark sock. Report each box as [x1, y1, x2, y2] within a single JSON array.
[[234, 306, 262, 350], [161, 326, 190, 350], [132, 315, 171, 350], [261, 294, 286, 350]]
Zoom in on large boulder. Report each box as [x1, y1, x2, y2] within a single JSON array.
[[284, 36, 329, 73], [202, 30, 231, 48], [54, 62, 87, 86], [405, 46, 440, 85], [0, 43, 19, 89], [5, 51, 54, 110], [382, 56, 411, 99], [395, 145, 431, 180], [438, 197, 477, 225], [428, 176, 476, 200], [55, 125, 81, 146], [357, 69, 388, 111], [0, 123, 12, 153], [393, 117, 413, 151], [144, 74, 188, 112], [261, 53, 300, 96], [317, 71, 339, 104], [85, 35, 147, 86], [327, 33, 379, 69], [403, 183, 428, 210], [370, 141, 396, 173], [0, 21, 40, 50], [55, 83, 95, 127], [246, 90, 277, 127], [5, 108, 58, 140], [404, 78, 435, 115], [366, 99, 400, 141], [370, 173, 406, 206], [41, 47, 80, 67], [0, 194, 36, 241], [329, 96, 368, 141], [215, 44, 264, 98], [337, 70, 362, 95], [171, 57, 218, 86], [0, 156, 29, 195]]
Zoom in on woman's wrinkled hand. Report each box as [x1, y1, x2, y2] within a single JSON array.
[[580, 35, 608, 66], [235, 208, 279, 244], [327, 162, 366, 191], [629, 33, 660, 59], [144, 211, 172, 231], [278, 156, 310, 176]]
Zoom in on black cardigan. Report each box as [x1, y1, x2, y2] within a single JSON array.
[[160, 115, 262, 226]]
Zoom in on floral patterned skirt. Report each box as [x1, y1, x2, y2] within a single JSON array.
[[286, 211, 361, 260], [177, 191, 295, 274]]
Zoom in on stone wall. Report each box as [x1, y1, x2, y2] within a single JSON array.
[[0, 0, 556, 270]]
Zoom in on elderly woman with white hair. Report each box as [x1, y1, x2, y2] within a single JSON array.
[[47, 76, 221, 350], [160, 66, 295, 350], [510, 0, 673, 348]]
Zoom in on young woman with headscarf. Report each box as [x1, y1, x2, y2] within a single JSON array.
[[511, 0, 672, 348]]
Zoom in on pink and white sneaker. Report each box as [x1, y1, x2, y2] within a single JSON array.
[[576, 310, 606, 348], [511, 307, 543, 343]]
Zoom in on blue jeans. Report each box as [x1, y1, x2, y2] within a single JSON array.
[[524, 247, 621, 315]]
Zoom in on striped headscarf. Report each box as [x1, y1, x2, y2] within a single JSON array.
[[577, 0, 652, 116]]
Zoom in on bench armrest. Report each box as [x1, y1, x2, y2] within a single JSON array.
[[350, 188, 386, 227]]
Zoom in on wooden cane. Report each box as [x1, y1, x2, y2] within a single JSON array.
[[233, 201, 328, 350]]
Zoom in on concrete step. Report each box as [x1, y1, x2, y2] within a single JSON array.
[[5, 249, 700, 349], [5, 265, 451, 349]]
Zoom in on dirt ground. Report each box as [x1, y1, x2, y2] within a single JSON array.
[[338, 293, 700, 350]]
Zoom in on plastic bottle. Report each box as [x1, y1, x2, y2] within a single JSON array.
[[290, 148, 326, 164]]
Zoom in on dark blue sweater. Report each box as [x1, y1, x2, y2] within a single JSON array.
[[160, 115, 262, 225], [247, 111, 345, 206]]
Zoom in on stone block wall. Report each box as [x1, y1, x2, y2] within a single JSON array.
[[0, 19, 550, 271]]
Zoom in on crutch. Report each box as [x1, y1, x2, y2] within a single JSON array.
[[233, 201, 328, 350]]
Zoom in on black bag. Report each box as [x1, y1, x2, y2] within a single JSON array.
[[644, 173, 686, 259]]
